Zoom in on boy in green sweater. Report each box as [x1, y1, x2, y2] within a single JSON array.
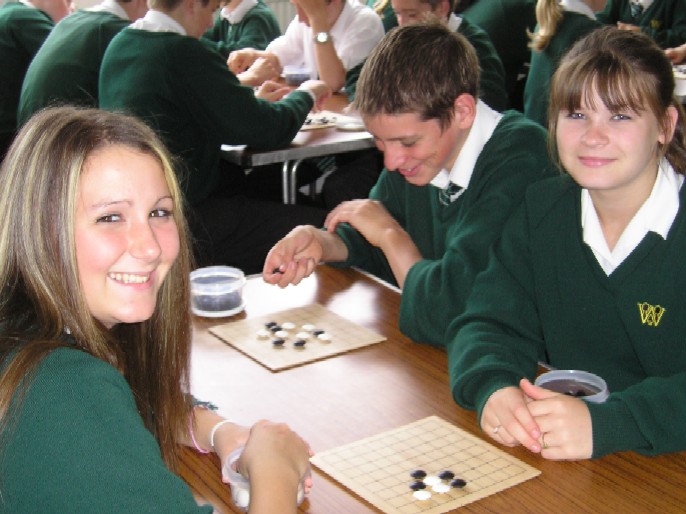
[[263, 23, 553, 347], [450, 27, 686, 459], [18, 0, 149, 126], [0, 0, 70, 156], [100, 0, 331, 274]]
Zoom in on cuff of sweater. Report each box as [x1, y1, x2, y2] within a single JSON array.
[[587, 399, 650, 458]]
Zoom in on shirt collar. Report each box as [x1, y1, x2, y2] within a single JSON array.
[[221, 0, 257, 24], [87, 0, 129, 19], [430, 100, 503, 191], [19, 0, 37, 8], [446, 13, 462, 32], [328, 0, 352, 39], [560, 0, 596, 20], [582, 158, 683, 275], [129, 9, 186, 35]]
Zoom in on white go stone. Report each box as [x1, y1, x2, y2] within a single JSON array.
[[301, 323, 315, 332], [282, 322, 296, 330], [413, 490, 431, 501], [256, 329, 271, 339], [274, 330, 289, 339]]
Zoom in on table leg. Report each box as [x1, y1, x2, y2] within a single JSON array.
[[281, 161, 290, 205], [289, 159, 305, 204]]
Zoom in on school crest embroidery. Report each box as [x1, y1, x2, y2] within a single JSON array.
[[637, 302, 665, 327]]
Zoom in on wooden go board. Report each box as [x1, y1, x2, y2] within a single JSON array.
[[310, 416, 541, 514], [209, 303, 386, 371]]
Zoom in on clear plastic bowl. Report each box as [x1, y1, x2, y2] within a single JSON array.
[[535, 369, 609, 403], [190, 266, 246, 317]]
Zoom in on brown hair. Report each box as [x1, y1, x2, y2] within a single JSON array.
[[0, 107, 194, 471], [528, 0, 563, 52], [548, 26, 686, 174], [354, 22, 479, 131]]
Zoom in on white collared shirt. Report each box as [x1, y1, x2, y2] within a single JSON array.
[[560, 0, 596, 20], [266, 0, 383, 79], [129, 9, 186, 35], [430, 100, 503, 201], [582, 158, 683, 275], [87, 0, 129, 20], [446, 13, 462, 32], [19, 0, 37, 9], [220, 0, 257, 24]]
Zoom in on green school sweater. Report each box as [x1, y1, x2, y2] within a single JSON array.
[[0, 347, 212, 513], [449, 175, 686, 458], [18, 10, 129, 127], [0, 2, 53, 138], [462, 0, 537, 103], [99, 28, 312, 206], [595, 0, 686, 48], [523, 12, 600, 128], [335, 111, 553, 347], [365, 0, 397, 32], [202, 0, 280, 58]]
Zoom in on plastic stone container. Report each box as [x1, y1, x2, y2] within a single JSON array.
[[534, 369, 609, 403], [283, 66, 312, 86], [223, 447, 308, 512], [190, 266, 246, 317]]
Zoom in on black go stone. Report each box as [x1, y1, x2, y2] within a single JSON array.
[[438, 470, 455, 481], [410, 469, 427, 479], [450, 478, 467, 489], [409, 481, 426, 491], [265, 321, 277, 328], [313, 329, 325, 336], [294, 339, 307, 347], [269, 325, 282, 333], [272, 339, 285, 347]]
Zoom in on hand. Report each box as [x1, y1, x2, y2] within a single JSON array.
[[240, 57, 281, 87], [228, 48, 262, 74], [616, 21, 641, 32], [481, 385, 543, 453], [520, 378, 593, 460], [263, 225, 326, 287], [255, 80, 291, 102], [666, 45, 686, 64], [235, 420, 312, 513], [297, 80, 331, 111], [213, 422, 251, 477], [324, 199, 404, 248]]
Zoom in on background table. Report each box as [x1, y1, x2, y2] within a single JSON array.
[[221, 94, 375, 204], [182, 266, 686, 513]]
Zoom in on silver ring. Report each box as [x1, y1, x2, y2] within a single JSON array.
[[492, 425, 501, 435], [542, 434, 549, 449]]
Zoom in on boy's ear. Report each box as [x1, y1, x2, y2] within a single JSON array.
[[452, 94, 476, 129], [658, 105, 679, 145]]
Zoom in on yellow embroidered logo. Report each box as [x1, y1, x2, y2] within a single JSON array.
[[637, 302, 666, 327]]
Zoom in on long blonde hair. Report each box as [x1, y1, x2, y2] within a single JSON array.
[[528, 0, 563, 52], [0, 107, 194, 471]]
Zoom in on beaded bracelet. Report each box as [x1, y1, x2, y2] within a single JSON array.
[[189, 412, 210, 454], [209, 419, 234, 451]]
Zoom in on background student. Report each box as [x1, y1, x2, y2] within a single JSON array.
[[596, 0, 686, 48], [99, 0, 331, 275], [0, 0, 71, 159], [0, 107, 311, 513], [263, 23, 553, 348], [450, 26, 686, 460], [523, 0, 604, 128], [666, 40, 686, 62], [18, 0, 149, 126], [202, 0, 281, 57]]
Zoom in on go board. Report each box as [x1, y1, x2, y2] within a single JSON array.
[[310, 416, 541, 514], [301, 111, 339, 130], [209, 303, 386, 371]]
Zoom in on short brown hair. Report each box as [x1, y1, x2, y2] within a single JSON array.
[[354, 22, 479, 131]]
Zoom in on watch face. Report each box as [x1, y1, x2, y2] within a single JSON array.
[[315, 32, 329, 43]]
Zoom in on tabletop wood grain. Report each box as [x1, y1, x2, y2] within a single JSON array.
[[180, 266, 686, 514]]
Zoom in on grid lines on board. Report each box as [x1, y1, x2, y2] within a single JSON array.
[[310, 416, 541, 514], [209, 303, 386, 371]]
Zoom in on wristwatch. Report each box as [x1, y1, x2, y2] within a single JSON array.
[[313, 31, 331, 44]]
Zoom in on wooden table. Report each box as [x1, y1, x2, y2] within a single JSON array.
[[181, 266, 686, 513], [221, 94, 375, 204]]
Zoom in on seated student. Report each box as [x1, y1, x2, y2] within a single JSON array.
[[263, 23, 553, 348], [523, 0, 603, 128], [461, 0, 537, 111], [666, 40, 686, 62], [227, 0, 384, 91], [202, 0, 281, 58], [367, 0, 397, 32], [0, 0, 70, 159], [596, 0, 686, 48], [0, 106, 312, 513], [449, 27, 686, 459], [17, 0, 149, 127], [323, 0, 511, 212], [99, 0, 331, 275]]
